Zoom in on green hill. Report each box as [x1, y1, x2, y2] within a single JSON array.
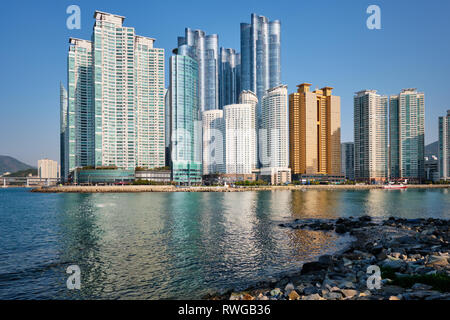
[[4, 168, 38, 177], [0, 155, 34, 175]]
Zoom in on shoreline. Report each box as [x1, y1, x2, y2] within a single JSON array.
[[205, 217, 450, 300], [31, 184, 450, 193]]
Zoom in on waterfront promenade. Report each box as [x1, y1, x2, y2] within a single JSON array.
[[31, 184, 450, 193]]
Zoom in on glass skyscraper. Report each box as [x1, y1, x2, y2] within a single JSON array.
[[354, 90, 388, 182], [438, 110, 450, 180], [389, 89, 425, 181], [240, 13, 281, 118], [219, 48, 240, 108], [177, 28, 219, 112], [67, 38, 94, 174], [169, 46, 202, 184], [59, 83, 68, 181], [63, 11, 165, 180]]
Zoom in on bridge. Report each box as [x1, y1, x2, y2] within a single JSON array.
[[2, 177, 60, 187]]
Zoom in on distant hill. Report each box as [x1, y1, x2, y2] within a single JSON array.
[[0, 155, 34, 175], [425, 141, 439, 157], [4, 168, 38, 177]]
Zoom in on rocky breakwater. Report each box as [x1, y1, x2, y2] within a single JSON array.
[[207, 216, 450, 300]]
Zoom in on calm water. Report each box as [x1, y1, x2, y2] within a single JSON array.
[[0, 188, 449, 300]]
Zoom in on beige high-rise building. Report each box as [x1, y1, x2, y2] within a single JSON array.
[[38, 159, 60, 179], [289, 83, 341, 176]]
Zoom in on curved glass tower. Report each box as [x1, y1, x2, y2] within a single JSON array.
[[240, 14, 281, 118], [178, 28, 219, 111], [219, 48, 241, 108], [170, 46, 202, 184]]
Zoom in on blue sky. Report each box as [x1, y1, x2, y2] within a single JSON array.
[[0, 0, 449, 165]]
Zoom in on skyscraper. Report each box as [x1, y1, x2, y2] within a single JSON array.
[[177, 28, 219, 112], [341, 142, 355, 181], [289, 84, 341, 176], [219, 48, 240, 108], [354, 90, 389, 182], [389, 89, 425, 182], [60, 83, 68, 181], [67, 37, 94, 176], [170, 46, 202, 184], [223, 102, 257, 174], [439, 110, 450, 180], [240, 13, 281, 118], [202, 110, 225, 175], [64, 11, 166, 179], [260, 85, 289, 169]]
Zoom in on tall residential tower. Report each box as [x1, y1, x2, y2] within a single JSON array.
[[177, 28, 219, 112], [439, 110, 450, 180], [240, 14, 281, 118], [389, 89, 425, 182], [289, 84, 341, 177], [354, 90, 389, 182]]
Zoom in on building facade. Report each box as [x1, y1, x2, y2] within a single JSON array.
[[389, 89, 425, 182], [223, 103, 257, 174], [67, 37, 94, 176], [289, 83, 341, 177], [219, 48, 240, 108], [170, 47, 202, 184], [178, 28, 219, 112], [60, 83, 68, 181], [439, 110, 450, 180], [240, 13, 281, 118], [354, 90, 389, 182], [260, 85, 289, 174], [63, 11, 166, 180], [202, 110, 225, 175], [38, 159, 60, 179], [341, 142, 355, 181]]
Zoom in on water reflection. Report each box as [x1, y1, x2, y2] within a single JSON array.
[[1, 188, 449, 300]]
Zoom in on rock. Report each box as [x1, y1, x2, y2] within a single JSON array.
[[382, 258, 405, 271], [426, 255, 449, 267], [359, 215, 372, 222], [335, 225, 349, 234], [376, 250, 388, 261], [343, 258, 352, 267], [284, 283, 295, 294], [339, 281, 356, 289], [302, 293, 324, 300], [230, 293, 241, 300], [324, 292, 343, 300], [318, 254, 333, 265], [301, 261, 329, 274], [270, 288, 281, 297], [303, 286, 319, 295], [411, 283, 433, 290], [288, 290, 300, 300], [395, 235, 417, 245], [242, 293, 254, 300], [341, 289, 358, 298]]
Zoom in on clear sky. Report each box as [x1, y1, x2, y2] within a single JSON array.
[[1, 0, 449, 166]]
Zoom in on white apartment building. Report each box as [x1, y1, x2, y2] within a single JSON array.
[[223, 103, 257, 174], [354, 90, 389, 182], [261, 85, 289, 169], [38, 159, 60, 179], [202, 110, 225, 174]]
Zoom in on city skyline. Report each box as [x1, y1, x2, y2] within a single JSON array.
[[1, 0, 450, 165]]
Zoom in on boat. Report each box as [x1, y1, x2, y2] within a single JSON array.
[[383, 183, 407, 189]]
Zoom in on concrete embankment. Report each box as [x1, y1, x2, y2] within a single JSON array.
[[30, 184, 450, 193]]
